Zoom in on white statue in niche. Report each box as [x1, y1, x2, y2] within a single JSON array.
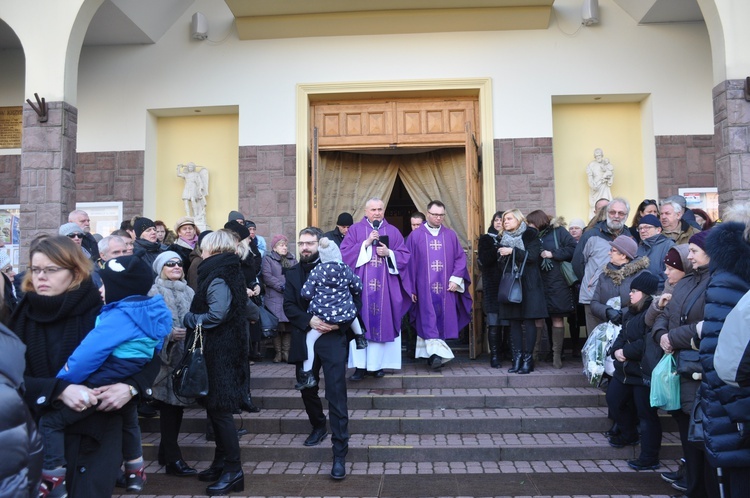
[[177, 162, 210, 229], [586, 148, 614, 217]]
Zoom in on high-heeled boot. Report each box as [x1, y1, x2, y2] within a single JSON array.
[[518, 353, 534, 374], [487, 326, 501, 368], [281, 333, 291, 363], [272, 335, 283, 363], [518, 322, 537, 374]]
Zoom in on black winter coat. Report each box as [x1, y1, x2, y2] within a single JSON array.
[[133, 238, 162, 274], [609, 297, 654, 386], [497, 228, 548, 320], [478, 231, 501, 315], [538, 224, 576, 315], [699, 222, 750, 468], [590, 257, 650, 322], [652, 265, 709, 413], [183, 252, 249, 412]]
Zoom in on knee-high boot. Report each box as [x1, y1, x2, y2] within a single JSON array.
[[507, 322, 523, 373], [552, 326, 565, 369], [519, 321, 537, 374], [272, 335, 283, 363], [488, 326, 501, 368], [281, 333, 291, 363]]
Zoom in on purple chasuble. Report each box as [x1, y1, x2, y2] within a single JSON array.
[[403, 224, 473, 340], [340, 217, 411, 343]]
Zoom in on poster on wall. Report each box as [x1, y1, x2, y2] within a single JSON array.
[[678, 187, 719, 223], [76, 202, 123, 237], [0, 205, 20, 272]]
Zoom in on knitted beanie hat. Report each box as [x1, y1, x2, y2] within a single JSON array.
[[689, 229, 710, 251], [639, 214, 662, 228], [152, 250, 182, 277], [228, 210, 245, 223], [663, 247, 684, 272], [133, 217, 155, 238], [99, 255, 154, 304], [270, 234, 288, 250], [336, 212, 354, 226], [609, 235, 638, 260], [318, 237, 342, 263], [630, 271, 660, 296], [568, 218, 585, 229], [59, 222, 83, 237]]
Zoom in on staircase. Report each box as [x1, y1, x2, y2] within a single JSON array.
[[122, 356, 683, 497]]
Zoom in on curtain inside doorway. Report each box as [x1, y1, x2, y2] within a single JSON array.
[[319, 149, 468, 248]]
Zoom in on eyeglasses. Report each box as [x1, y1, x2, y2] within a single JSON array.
[[30, 266, 66, 276], [428, 212, 446, 217], [637, 225, 656, 232], [67, 233, 84, 239], [608, 210, 627, 218], [164, 261, 183, 268]]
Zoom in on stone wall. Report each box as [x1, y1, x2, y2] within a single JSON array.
[[655, 134, 716, 199], [238, 144, 298, 241], [493, 138, 556, 215], [0, 154, 20, 204], [75, 150, 144, 221], [713, 79, 750, 206]]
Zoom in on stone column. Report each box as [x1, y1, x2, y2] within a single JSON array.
[[714, 79, 750, 206], [19, 101, 78, 266]]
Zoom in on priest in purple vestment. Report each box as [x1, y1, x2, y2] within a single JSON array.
[[403, 200, 473, 369], [340, 198, 411, 380]]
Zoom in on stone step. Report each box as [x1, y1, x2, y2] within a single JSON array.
[[140, 430, 683, 463]]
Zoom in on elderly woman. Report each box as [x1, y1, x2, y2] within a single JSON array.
[[652, 231, 717, 496], [169, 217, 200, 273], [478, 211, 506, 368], [495, 209, 548, 374], [526, 210, 577, 369], [183, 230, 249, 495], [261, 234, 297, 363], [148, 251, 197, 478], [10, 236, 158, 497], [629, 199, 660, 243]]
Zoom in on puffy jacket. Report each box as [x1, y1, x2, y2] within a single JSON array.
[[572, 221, 633, 304], [0, 325, 42, 498], [699, 222, 750, 468]]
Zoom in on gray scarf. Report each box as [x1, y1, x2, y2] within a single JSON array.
[[148, 277, 194, 328], [500, 221, 527, 250]]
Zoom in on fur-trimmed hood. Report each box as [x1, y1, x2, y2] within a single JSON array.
[[707, 222, 750, 282], [549, 216, 567, 229], [602, 255, 650, 286]]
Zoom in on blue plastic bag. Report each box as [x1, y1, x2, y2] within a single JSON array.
[[650, 353, 680, 410]]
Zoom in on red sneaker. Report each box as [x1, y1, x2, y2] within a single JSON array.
[[39, 473, 67, 498]]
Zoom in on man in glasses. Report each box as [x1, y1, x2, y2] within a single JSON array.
[[634, 214, 674, 292], [572, 197, 634, 334], [69, 209, 100, 263], [403, 200, 472, 370], [340, 198, 411, 380]]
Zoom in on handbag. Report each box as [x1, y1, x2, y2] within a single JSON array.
[[687, 395, 705, 447], [553, 229, 578, 286], [259, 305, 279, 339], [498, 248, 527, 304], [676, 349, 702, 378], [172, 323, 209, 399]]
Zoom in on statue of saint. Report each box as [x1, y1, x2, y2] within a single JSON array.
[[586, 148, 614, 217], [176, 162, 210, 229]]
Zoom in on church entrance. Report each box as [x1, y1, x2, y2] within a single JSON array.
[[307, 96, 485, 358]]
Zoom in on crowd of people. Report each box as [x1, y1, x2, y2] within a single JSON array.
[[2, 193, 750, 498]]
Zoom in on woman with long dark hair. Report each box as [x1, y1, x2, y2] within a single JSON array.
[[478, 211, 506, 367]]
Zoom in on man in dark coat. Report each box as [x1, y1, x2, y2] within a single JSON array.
[[132, 217, 163, 274], [283, 226, 358, 481], [323, 212, 353, 248]]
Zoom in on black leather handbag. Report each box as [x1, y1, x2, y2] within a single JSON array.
[[498, 248, 527, 304], [172, 323, 209, 399], [259, 305, 279, 339], [687, 395, 705, 447]]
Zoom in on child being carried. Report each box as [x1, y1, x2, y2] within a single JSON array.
[[298, 237, 367, 390]]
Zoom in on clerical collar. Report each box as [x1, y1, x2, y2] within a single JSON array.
[[426, 223, 441, 230]]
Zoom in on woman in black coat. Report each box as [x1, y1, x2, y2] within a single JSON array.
[[496, 209, 548, 374], [606, 271, 662, 471], [527, 210, 577, 369], [478, 211, 506, 368], [183, 229, 249, 496]]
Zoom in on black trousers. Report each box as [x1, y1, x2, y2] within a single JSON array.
[[673, 409, 720, 498], [206, 409, 241, 472], [157, 403, 185, 463], [298, 329, 349, 458]]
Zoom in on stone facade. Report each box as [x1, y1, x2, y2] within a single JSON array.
[[238, 144, 297, 241], [493, 138, 556, 216], [75, 150, 144, 221], [713, 79, 750, 206], [655, 134, 716, 199], [0, 154, 20, 205]]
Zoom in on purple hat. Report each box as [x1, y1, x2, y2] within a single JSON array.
[[270, 234, 287, 250], [689, 229, 710, 251], [664, 247, 684, 272], [609, 235, 638, 260]]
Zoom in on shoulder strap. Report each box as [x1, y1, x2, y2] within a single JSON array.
[[552, 227, 560, 250], [516, 251, 529, 276]]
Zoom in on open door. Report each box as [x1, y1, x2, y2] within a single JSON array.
[[466, 122, 484, 359], [310, 126, 320, 227]]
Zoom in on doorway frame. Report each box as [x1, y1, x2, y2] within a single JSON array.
[[294, 78, 496, 235]]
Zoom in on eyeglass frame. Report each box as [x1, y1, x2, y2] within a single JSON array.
[[66, 233, 85, 239], [30, 266, 67, 276]]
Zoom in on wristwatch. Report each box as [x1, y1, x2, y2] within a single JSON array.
[[128, 385, 139, 397]]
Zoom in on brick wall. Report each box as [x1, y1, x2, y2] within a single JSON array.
[[493, 138, 556, 216], [655, 134, 716, 199]]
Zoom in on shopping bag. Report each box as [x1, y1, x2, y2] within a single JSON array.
[[650, 353, 680, 410]]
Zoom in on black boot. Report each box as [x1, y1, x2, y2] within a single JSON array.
[[488, 326, 500, 368], [507, 322, 523, 373], [206, 470, 244, 496], [518, 353, 534, 374]]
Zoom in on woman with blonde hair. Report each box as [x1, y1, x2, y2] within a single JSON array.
[[495, 209, 548, 374]]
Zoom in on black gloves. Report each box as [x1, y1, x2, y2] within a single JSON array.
[[605, 307, 622, 325]]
